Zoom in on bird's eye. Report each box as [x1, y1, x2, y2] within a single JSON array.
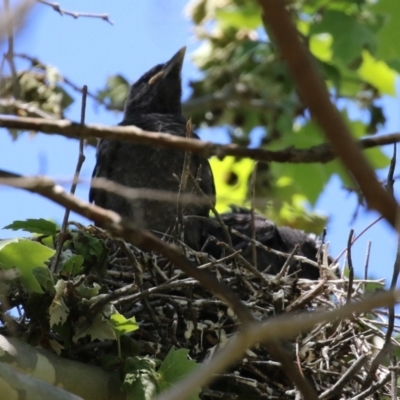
[[148, 70, 164, 85]]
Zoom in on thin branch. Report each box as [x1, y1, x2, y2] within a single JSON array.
[[177, 119, 193, 240], [4, 0, 20, 98], [3, 115, 400, 165], [37, 0, 114, 25], [334, 216, 383, 263], [0, 1, 34, 42], [50, 86, 87, 272], [0, 98, 58, 119], [250, 161, 258, 269], [90, 177, 210, 206], [258, 0, 399, 229]]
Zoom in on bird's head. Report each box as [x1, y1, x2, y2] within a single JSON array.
[[124, 47, 186, 117]]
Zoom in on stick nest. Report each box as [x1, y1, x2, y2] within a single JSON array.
[[3, 224, 398, 399]]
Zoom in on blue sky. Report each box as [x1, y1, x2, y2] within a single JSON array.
[[0, 1, 399, 286]]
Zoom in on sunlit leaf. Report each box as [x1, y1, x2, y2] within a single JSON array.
[[210, 156, 254, 212], [110, 313, 139, 338], [358, 50, 397, 96], [370, 0, 400, 62], [310, 10, 376, 64], [0, 240, 55, 293]]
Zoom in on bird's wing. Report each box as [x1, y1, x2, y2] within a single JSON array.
[[89, 140, 121, 205]]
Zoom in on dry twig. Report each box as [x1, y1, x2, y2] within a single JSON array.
[[37, 0, 113, 24]]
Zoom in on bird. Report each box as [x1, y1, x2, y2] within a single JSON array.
[[89, 47, 216, 249], [202, 207, 334, 280]]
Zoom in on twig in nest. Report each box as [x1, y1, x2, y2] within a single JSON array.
[[346, 229, 354, 303], [275, 244, 300, 280], [177, 118, 193, 240], [334, 216, 382, 263], [319, 354, 369, 399], [286, 279, 326, 312]]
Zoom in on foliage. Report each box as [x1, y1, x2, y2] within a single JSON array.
[[157, 347, 200, 399], [121, 347, 199, 400], [182, 0, 399, 228]]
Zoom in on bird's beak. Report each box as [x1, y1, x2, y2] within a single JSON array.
[[148, 46, 186, 85]]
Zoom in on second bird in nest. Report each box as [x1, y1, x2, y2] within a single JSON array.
[[89, 47, 216, 249]]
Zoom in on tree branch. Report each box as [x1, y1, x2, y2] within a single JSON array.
[[1, 115, 400, 164], [258, 0, 399, 228], [37, 0, 113, 25], [0, 335, 123, 400]]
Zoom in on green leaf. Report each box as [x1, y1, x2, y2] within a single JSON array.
[[216, 4, 261, 30], [75, 280, 101, 299], [0, 240, 55, 293], [73, 310, 117, 343], [210, 156, 254, 212], [3, 218, 57, 236], [122, 357, 159, 400], [32, 267, 54, 293], [71, 231, 107, 264], [310, 33, 333, 62], [357, 50, 397, 96], [310, 10, 376, 64], [157, 347, 200, 400], [110, 313, 139, 338], [0, 238, 18, 251], [63, 254, 84, 275], [97, 74, 130, 111], [370, 0, 400, 62]]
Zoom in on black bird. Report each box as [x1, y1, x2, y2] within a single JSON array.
[[90, 48, 215, 248], [202, 207, 333, 280]]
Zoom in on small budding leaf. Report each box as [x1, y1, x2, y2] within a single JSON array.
[[110, 313, 139, 338]]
